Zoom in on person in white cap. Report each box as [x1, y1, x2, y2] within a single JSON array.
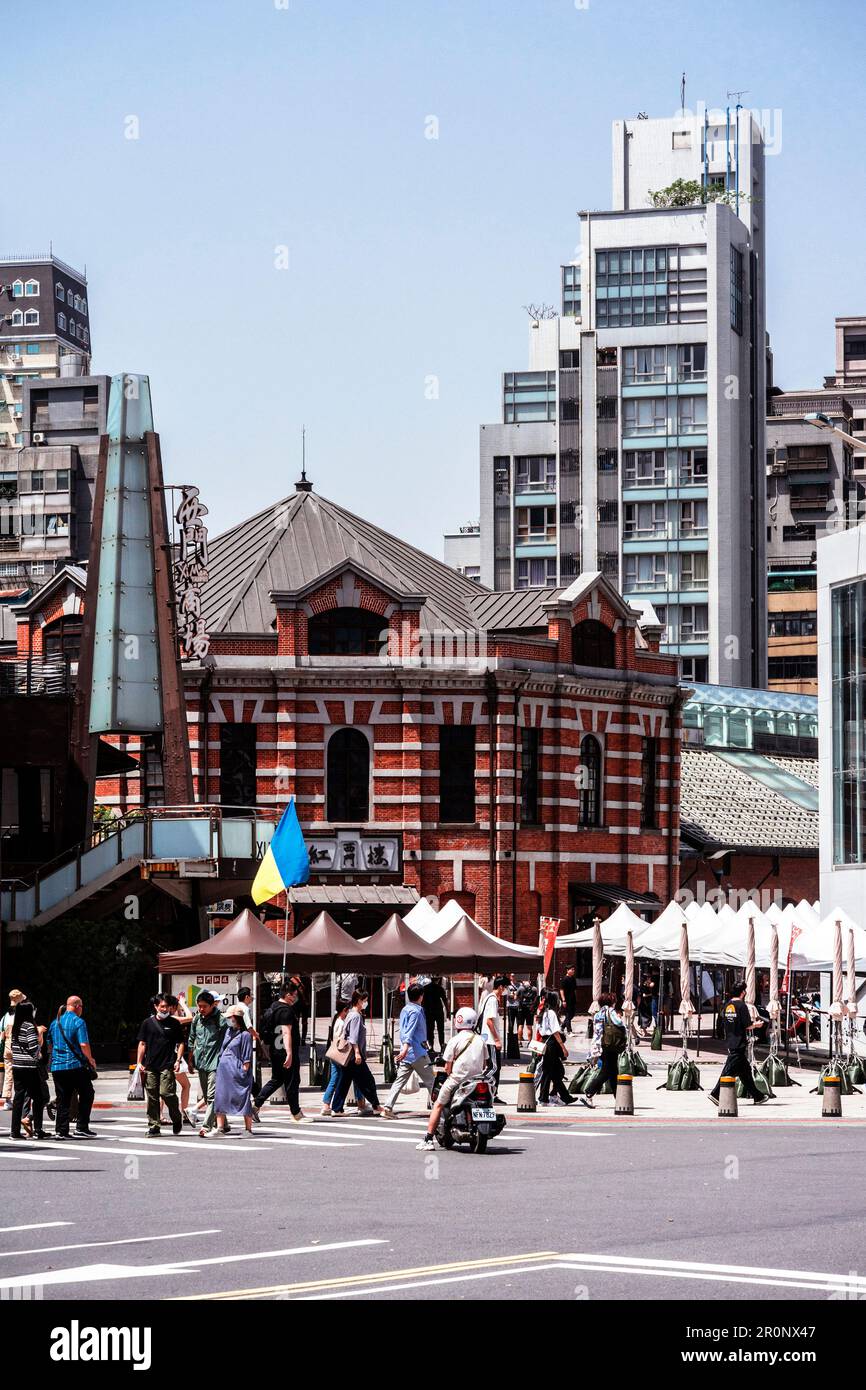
[[416, 1007, 489, 1151]]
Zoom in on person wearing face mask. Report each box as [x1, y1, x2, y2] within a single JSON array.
[[329, 990, 383, 1117], [210, 1005, 255, 1136], [136, 994, 185, 1137]]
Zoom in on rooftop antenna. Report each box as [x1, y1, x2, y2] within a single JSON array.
[[727, 88, 748, 105], [680, 72, 686, 111]]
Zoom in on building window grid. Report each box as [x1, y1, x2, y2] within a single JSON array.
[[832, 581, 866, 864]]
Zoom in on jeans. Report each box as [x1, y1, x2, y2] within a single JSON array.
[[53, 1067, 94, 1135], [710, 1049, 763, 1102], [332, 1058, 380, 1113], [145, 1068, 181, 1131], [196, 1068, 217, 1130], [487, 1045, 502, 1096], [384, 1056, 435, 1110], [322, 1064, 362, 1108], [255, 1059, 301, 1116], [11, 1068, 44, 1136]]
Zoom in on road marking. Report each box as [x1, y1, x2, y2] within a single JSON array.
[[187, 1250, 559, 1300], [300, 1263, 567, 1299], [0, 1148, 78, 1163], [558, 1251, 866, 1289], [0, 1229, 220, 1260], [101, 1123, 358, 1151], [1, 1238, 387, 1292], [508, 1126, 613, 1138], [0, 1221, 73, 1233]]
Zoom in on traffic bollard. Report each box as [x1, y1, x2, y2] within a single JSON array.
[[516, 1072, 537, 1113], [717, 1075, 738, 1117], [614, 1074, 634, 1116], [822, 1075, 842, 1118]]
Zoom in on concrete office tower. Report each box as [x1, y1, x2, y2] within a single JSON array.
[[443, 521, 481, 580], [480, 109, 767, 687], [824, 317, 866, 479], [0, 252, 99, 583]]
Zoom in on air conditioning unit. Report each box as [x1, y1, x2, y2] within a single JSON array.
[[32, 432, 45, 444], [13, 357, 22, 365]]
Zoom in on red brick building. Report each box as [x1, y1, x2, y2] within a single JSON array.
[[7, 482, 684, 943]]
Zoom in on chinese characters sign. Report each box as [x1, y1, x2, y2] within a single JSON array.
[[173, 485, 210, 661]]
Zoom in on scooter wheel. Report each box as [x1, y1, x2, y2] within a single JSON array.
[[470, 1133, 488, 1155], [441, 1126, 455, 1150]]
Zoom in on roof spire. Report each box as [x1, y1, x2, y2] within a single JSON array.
[[296, 425, 312, 492]]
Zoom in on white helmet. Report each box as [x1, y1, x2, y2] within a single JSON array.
[[455, 1006, 477, 1030]]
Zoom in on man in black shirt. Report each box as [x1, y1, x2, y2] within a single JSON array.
[[560, 966, 579, 1035], [136, 994, 185, 1136], [709, 981, 768, 1106], [252, 980, 306, 1122]]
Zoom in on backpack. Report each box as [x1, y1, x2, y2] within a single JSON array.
[[601, 1008, 626, 1050], [260, 1003, 279, 1047]]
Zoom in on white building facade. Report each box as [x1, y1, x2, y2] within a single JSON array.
[[480, 110, 767, 687]]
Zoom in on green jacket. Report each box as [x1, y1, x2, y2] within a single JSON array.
[[188, 1009, 227, 1070]]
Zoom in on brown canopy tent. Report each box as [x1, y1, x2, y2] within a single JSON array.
[[352, 914, 443, 972], [157, 909, 289, 974], [428, 914, 544, 973]]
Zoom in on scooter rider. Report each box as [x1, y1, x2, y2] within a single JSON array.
[[416, 1007, 489, 1151]]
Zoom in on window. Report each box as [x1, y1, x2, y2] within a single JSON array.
[[596, 247, 671, 328], [55, 469, 70, 491], [597, 448, 618, 472], [56, 282, 65, 301], [624, 553, 668, 591], [219, 723, 257, 813], [439, 725, 475, 823], [597, 347, 617, 366], [623, 397, 667, 436], [678, 344, 707, 381], [679, 551, 708, 589], [680, 604, 709, 641], [494, 456, 510, 494], [24, 280, 38, 297], [624, 501, 666, 536], [730, 246, 744, 335], [73, 295, 81, 312], [768, 612, 817, 637], [514, 455, 556, 492], [783, 524, 817, 543], [677, 396, 707, 434], [81, 298, 87, 316], [622, 346, 666, 385], [10, 310, 23, 327], [678, 448, 708, 484], [768, 572, 816, 593], [559, 349, 579, 369], [57, 312, 67, 330], [641, 737, 658, 827], [520, 728, 541, 825], [11, 281, 23, 298], [516, 506, 556, 541], [769, 656, 818, 682], [326, 728, 370, 822], [572, 619, 616, 668], [561, 264, 581, 317], [679, 499, 708, 535], [597, 396, 617, 420], [597, 499, 618, 525], [69, 320, 76, 338], [308, 607, 384, 656], [26, 343, 39, 354], [516, 557, 557, 588], [843, 337, 866, 358], [503, 371, 556, 423], [27, 472, 44, 492], [45, 513, 69, 536], [42, 616, 82, 661], [623, 449, 666, 486], [67, 289, 74, 305], [578, 735, 602, 827], [561, 397, 580, 422], [672, 131, 692, 149], [832, 581, 866, 863], [681, 656, 709, 682], [23, 310, 38, 326]]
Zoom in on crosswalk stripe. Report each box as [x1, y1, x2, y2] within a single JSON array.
[[100, 1122, 357, 1151]]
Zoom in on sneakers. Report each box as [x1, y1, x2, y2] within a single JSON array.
[[578, 1095, 595, 1108], [291, 1112, 310, 1125], [319, 1105, 332, 1116], [172, 1120, 183, 1135], [708, 1093, 719, 1107], [753, 1094, 770, 1106], [416, 1136, 436, 1151], [251, 1107, 261, 1124], [380, 1108, 397, 1120], [73, 1129, 97, 1139], [182, 1109, 196, 1127], [146, 1128, 162, 1138]]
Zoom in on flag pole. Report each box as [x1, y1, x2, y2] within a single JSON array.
[[281, 895, 289, 978]]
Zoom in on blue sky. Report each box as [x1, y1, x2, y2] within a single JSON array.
[[11, 0, 866, 555]]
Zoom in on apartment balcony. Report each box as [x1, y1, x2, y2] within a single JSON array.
[[789, 492, 830, 510]]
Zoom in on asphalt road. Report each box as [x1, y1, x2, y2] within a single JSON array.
[[1, 1107, 865, 1303]]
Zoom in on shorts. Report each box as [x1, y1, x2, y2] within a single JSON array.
[[517, 1009, 535, 1027], [437, 1073, 475, 1110]]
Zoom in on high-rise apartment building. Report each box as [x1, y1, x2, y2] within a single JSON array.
[[479, 109, 767, 686], [0, 252, 97, 583], [824, 316, 866, 479]]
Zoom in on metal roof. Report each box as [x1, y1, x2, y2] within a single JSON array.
[[288, 885, 420, 906], [680, 747, 818, 853], [202, 487, 486, 635], [468, 586, 564, 631]]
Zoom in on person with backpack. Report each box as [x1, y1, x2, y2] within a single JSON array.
[[48, 996, 98, 1139], [9, 1001, 48, 1140], [517, 980, 539, 1045], [579, 991, 626, 1108], [252, 979, 307, 1123]]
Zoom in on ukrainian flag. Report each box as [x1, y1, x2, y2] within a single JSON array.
[[251, 799, 311, 906]]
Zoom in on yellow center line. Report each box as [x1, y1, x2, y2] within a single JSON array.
[[176, 1250, 559, 1300]]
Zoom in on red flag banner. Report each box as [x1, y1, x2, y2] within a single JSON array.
[[782, 924, 804, 996], [540, 917, 561, 980]]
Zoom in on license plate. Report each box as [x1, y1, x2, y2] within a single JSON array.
[[471, 1106, 496, 1122]]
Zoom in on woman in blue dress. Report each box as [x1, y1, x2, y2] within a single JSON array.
[[212, 1005, 254, 1136]]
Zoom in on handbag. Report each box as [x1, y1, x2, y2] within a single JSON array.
[[127, 1068, 145, 1101], [56, 1015, 98, 1080], [325, 1035, 352, 1068]]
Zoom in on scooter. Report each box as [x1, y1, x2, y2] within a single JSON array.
[[432, 1074, 506, 1154]]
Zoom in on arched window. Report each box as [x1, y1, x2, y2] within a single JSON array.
[[57, 312, 67, 331], [24, 309, 38, 325], [308, 606, 384, 656], [24, 279, 39, 297], [578, 734, 602, 827], [572, 618, 616, 669], [11, 280, 23, 298], [67, 288, 74, 305], [327, 728, 370, 822], [56, 282, 65, 301], [10, 310, 22, 326]]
